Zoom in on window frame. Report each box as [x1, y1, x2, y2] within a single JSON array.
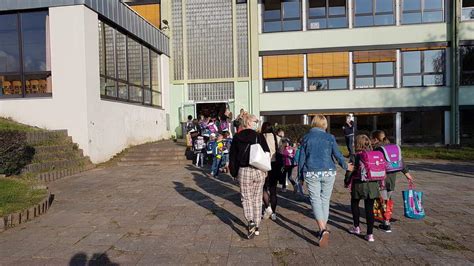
[[354, 61, 396, 89], [462, 0, 474, 21], [307, 77, 349, 91], [353, 0, 396, 27], [263, 78, 304, 93], [0, 10, 51, 98], [99, 20, 162, 108], [460, 45, 474, 86], [262, 0, 302, 33], [307, 0, 348, 30], [401, 49, 446, 87], [401, 0, 445, 25]]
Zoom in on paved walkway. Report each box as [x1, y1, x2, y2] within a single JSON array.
[[0, 159, 473, 265]]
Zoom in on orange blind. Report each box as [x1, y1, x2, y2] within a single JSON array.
[[401, 46, 447, 51], [131, 4, 161, 28], [307, 52, 349, 78], [263, 55, 304, 79], [353, 50, 397, 63]]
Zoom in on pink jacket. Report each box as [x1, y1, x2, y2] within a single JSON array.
[[282, 146, 296, 167]]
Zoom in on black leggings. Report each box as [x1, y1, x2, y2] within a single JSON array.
[[263, 162, 280, 212], [351, 198, 375, 235]]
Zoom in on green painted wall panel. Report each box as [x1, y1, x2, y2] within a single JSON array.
[[259, 87, 451, 113], [459, 21, 474, 41], [170, 84, 185, 137], [460, 87, 474, 106], [234, 81, 250, 114], [259, 23, 448, 52]]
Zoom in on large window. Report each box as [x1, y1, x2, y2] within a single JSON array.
[[307, 52, 349, 90], [402, 110, 444, 144], [402, 49, 445, 87], [99, 21, 162, 107], [263, 0, 302, 33], [0, 11, 51, 97], [354, 0, 395, 27], [307, 0, 347, 30], [462, 0, 474, 20], [354, 50, 396, 89], [263, 54, 304, 92], [460, 46, 474, 86], [401, 0, 444, 24]]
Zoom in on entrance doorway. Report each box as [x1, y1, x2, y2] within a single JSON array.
[[196, 102, 227, 118]]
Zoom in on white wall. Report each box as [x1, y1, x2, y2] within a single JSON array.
[[0, 5, 171, 163]]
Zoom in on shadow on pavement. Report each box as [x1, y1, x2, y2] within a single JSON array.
[[69, 252, 118, 266], [173, 181, 247, 239]]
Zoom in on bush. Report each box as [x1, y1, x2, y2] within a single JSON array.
[[0, 130, 35, 176], [274, 124, 312, 143]]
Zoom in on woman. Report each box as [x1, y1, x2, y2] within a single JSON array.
[[229, 113, 270, 239], [298, 115, 353, 248], [261, 122, 282, 221]]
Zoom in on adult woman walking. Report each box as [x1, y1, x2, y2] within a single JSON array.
[[261, 122, 282, 221], [229, 113, 270, 239], [298, 115, 353, 247]]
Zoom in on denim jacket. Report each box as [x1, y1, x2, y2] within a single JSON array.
[[298, 128, 348, 176]]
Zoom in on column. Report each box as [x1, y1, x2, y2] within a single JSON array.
[[444, 111, 451, 145], [303, 54, 308, 92], [348, 0, 353, 28], [302, 0, 307, 31], [395, 112, 402, 145], [396, 50, 401, 88], [303, 114, 309, 125], [349, 52, 354, 90]]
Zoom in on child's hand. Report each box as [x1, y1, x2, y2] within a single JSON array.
[[347, 163, 354, 172], [406, 173, 414, 182]]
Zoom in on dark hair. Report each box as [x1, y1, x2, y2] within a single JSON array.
[[187, 115, 193, 120], [261, 122, 273, 134]]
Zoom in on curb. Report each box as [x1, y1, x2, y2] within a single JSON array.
[[0, 192, 53, 233]]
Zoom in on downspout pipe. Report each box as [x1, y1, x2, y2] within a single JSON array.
[[450, 0, 460, 145]]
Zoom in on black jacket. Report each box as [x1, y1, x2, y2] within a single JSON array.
[[229, 129, 270, 177]]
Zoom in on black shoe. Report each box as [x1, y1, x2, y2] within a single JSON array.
[[379, 223, 392, 233], [247, 221, 256, 239]]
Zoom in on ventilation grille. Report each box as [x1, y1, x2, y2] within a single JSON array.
[[188, 82, 234, 102]]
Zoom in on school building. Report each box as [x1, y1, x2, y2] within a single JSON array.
[[1, 0, 473, 162]]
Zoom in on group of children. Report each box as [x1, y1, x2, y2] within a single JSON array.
[[344, 130, 414, 242], [192, 128, 233, 178]]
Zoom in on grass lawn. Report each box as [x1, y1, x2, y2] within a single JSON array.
[[0, 178, 47, 217], [338, 145, 474, 161], [0, 118, 41, 132]]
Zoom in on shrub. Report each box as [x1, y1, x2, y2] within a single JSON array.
[[0, 130, 35, 176], [274, 124, 312, 143]]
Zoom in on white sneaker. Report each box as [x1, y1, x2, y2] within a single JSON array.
[[263, 207, 273, 220], [271, 213, 277, 221], [255, 228, 260, 236]]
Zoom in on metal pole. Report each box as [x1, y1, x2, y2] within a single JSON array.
[[450, 0, 460, 145]]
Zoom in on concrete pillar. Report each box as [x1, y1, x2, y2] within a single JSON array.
[[395, 112, 402, 145], [349, 52, 354, 90], [444, 111, 451, 145], [303, 54, 308, 92], [303, 114, 309, 125], [302, 0, 307, 31], [348, 0, 353, 28]]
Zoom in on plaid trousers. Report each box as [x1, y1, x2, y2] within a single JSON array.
[[239, 167, 267, 227]]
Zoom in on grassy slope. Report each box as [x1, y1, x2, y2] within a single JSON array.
[[0, 178, 47, 217], [0, 118, 41, 132]]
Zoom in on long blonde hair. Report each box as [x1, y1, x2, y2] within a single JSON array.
[[355, 134, 372, 152]]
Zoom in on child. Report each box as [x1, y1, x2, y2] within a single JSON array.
[[371, 130, 414, 232], [281, 139, 297, 193], [210, 134, 224, 177], [220, 131, 232, 174], [194, 136, 206, 168], [206, 134, 217, 165], [344, 134, 381, 242]]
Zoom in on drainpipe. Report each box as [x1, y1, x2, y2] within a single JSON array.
[[450, 0, 460, 145]]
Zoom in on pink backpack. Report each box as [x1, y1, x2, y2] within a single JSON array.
[[377, 144, 404, 173], [208, 123, 218, 133], [357, 151, 387, 182]]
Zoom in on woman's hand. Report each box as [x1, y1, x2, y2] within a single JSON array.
[[347, 163, 354, 172]]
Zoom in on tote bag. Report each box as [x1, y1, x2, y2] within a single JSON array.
[[402, 182, 425, 220], [248, 137, 271, 172]]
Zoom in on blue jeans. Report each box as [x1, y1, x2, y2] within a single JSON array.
[[211, 157, 221, 176], [305, 171, 336, 222]]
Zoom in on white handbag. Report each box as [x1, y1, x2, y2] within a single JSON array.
[[249, 137, 272, 172]]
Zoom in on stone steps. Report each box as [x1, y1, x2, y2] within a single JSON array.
[[117, 160, 190, 166], [34, 144, 77, 154], [121, 155, 188, 161], [35, 163, 95, 183], [21, 157, 91, 174], [118, 140, 192, 167], [32, 150, 83, 163]]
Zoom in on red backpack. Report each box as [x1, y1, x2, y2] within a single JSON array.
[[357, 151, 387, 182]]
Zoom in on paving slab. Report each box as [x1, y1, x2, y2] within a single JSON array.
[[0, 159, 473, 265]]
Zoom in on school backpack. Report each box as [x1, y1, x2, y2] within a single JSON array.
[[220, 120, 229, 132], [376, 144, 404, 173], [202, 128, 211, 137], [357, 151, 387, 182], [206, 141, 216, 154], [194, 136, 205, 151], [208, 123, 218, 134]]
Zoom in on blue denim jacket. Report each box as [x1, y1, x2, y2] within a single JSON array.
[[298, 128, 348, 176]]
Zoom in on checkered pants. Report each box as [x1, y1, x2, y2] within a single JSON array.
[[238, 167, 267, 227]]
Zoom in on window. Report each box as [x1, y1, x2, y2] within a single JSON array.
[[99, 21, 162, 107], [263, 0, 302, 32], [402, 110, 444, 144], [461, 109, 474, 145], [307, 52, 349, 90], [402, 49, 445, 87], [263, 54, 304, 92], [0, 11, 51, 97], [462, 0, 474, 20], [461, 46, 474, 85], [307, 0, 347, 30], [354, 0, 395, 27], [353, 50, 396, 89], [401, 0, 444, 24]]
